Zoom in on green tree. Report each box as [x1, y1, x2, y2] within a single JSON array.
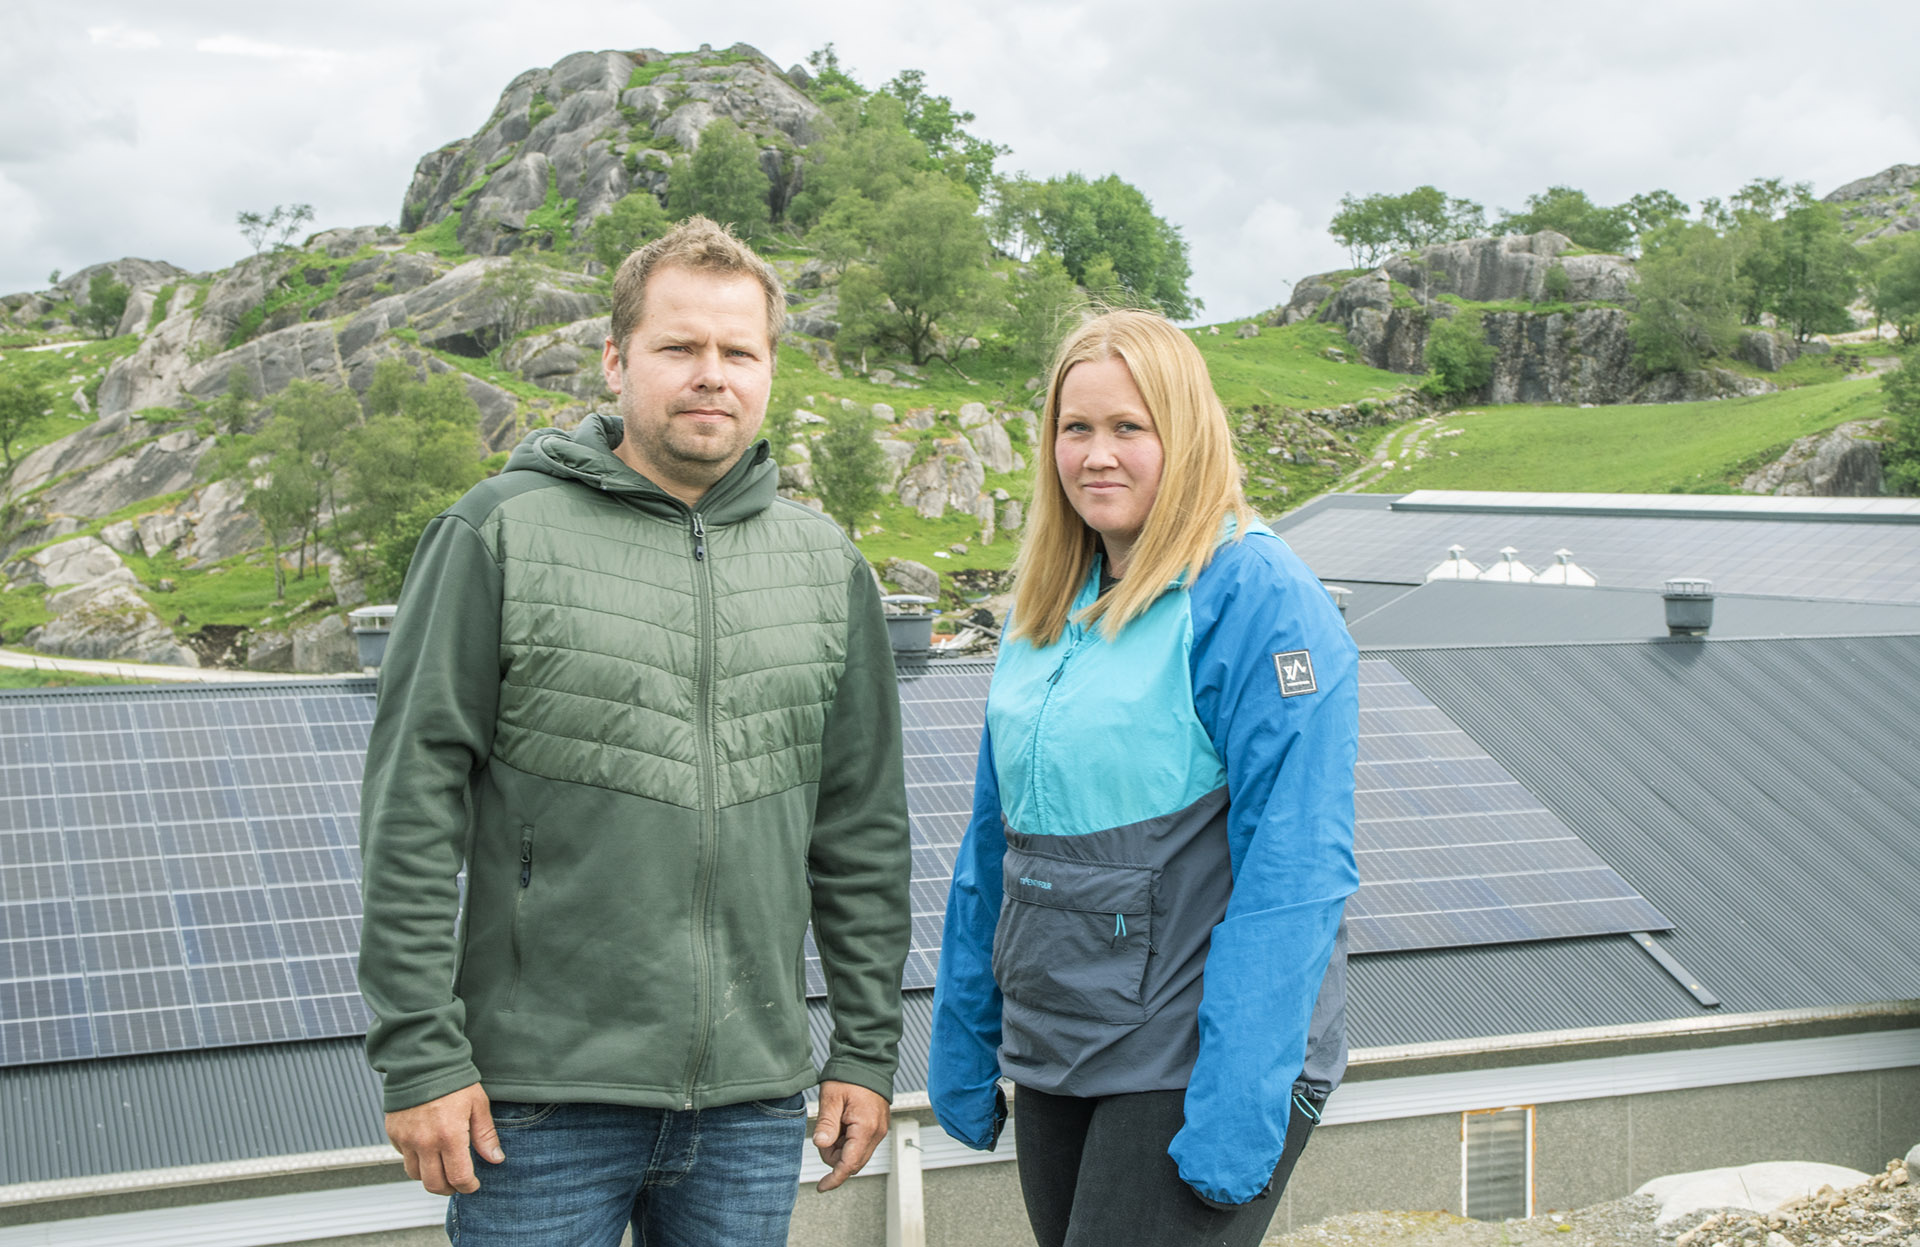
[[1868, 234, 1920, 343], [809, 195, 878, 274], [480, 250, 544, 353], [668, 120, 772, 237], [1010, 250, 1083, 368], [220, 380, 357, 594], [209, 365, 254, 436], [787, 93, 928, 228], [810, 405, 885, 535], [1009, 173, 1197, 318], [1423, 308, 1495, 397], [345, 361, 485, 556], [1747, 201, 1858, 340], [1630, 221, 1745, 374], [802, 43, 866, 104], [1882, 350, 1920, 495], [839, 173, 993, 365], [1328, 186, 1487, 266], [78, 270, 130, 338], [1624, 190, 1689, 238], [1497, 186, 1634, 253], [236, 203, 315, 256], [880, 69, 1008, 195], [586, 191, 671, 271], [0, 377, 47, 475]]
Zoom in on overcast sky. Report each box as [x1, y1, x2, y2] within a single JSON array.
[[4, 0, 1917, 320]]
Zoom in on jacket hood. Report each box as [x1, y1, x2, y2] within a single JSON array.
[[503, 411, 778, 524]]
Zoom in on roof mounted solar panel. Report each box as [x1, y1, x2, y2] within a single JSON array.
[[1347, 659, 1670, 954], [0, 682, 374, 1067]]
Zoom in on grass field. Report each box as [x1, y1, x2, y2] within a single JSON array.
[[0, 668, 152, 689], [1192, 320, 1408, 410], [0, 337, 140, 462], [1364, 377, 1888, 494]]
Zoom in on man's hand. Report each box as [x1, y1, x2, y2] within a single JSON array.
[[812, 1080, 890, 1192], [385, 1083, 504, 1195]]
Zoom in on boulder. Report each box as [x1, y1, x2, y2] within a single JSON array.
[[245, 630, 294, 672], [179, 480, 265, 565], [958, 402, 991, 428], [502, 316, 614, 398], [778, 461, 814, 492], [1235, 322, 1260, 339], [902, 408, 937, 431], [870, 402, 895, 424], [1738, 330, 1801, 372], [15, 536, 125, 588], [5, 412, 153, 502], [896, 437, 986, 520], [24, 580, 198, 667], [874, 438, 915, 491], [968, 421, 1016, 474], [1383, 231, 1580, 304], [47, 566, 141, 614], [135, 511, 192, 557], [1741, 419, 1887, 497], [882, 557, 940, 600], [330, 561, 370, 611], [999, 498, 1025, 534], [292, 613, 360, 673], [98, 520, 139, 555], [1636, 1162, 1871, 1227]]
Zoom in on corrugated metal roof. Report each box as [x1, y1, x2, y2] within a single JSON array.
[[1354, 635, 1920, 1041], [1269, 492, 1920, 603], [1346, 579, 1920, 646], [0, 1039, 383, 1186]]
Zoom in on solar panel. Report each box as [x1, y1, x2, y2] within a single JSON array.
[[804, 660, 991, 997], [1276, 504, 1920, 603], [1347, 659, 1670, 953], [0, 683, 373, 1066]]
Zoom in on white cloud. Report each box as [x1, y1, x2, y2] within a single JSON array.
[[87, 23, 161, 49]]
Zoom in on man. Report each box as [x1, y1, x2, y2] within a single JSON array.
[[357, 216, 911, 1245]]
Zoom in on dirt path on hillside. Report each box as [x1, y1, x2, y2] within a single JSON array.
[[1339, 416, 1445, 491]]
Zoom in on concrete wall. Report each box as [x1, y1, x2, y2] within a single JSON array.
[[5, 1066, 1913, 1245]]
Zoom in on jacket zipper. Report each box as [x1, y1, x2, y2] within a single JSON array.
[[1026, 624, 1086, 837], [505, 827, 534, 1009], [682, 508, 719, 1109]]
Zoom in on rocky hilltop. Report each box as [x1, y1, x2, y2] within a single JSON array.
[[1275, 230, 1794, 405], [1822, 162, 1920, 241], [401, 44, 820, 256]]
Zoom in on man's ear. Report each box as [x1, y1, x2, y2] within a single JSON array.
[[601, 338, 625, 396]]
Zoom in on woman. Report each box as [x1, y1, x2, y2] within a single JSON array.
[[928, 309, 1358, 1247]]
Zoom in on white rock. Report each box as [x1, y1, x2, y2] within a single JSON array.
[[24, 536, 125, 588], [1635, 1162, 1872, 1226], [135, 511, 192, 556], [871, 402, 896, 423], [794, 408, 826, 425], [958, 402, 990, 427], [968, 422, 1015, 474], [98, 520, 139, 555]]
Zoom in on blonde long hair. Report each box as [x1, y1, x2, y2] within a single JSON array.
[[1009, 309, 1253, 646]]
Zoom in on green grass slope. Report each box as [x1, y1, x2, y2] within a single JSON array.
[[1364, 377, 1887, 495]]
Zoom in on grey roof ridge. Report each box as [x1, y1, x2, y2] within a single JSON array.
[[1361, 629, 1920, 653], [1346, 996, 1920, 1074]]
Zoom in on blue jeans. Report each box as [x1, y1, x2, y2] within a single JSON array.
[[445, 1095, 808, 1246]]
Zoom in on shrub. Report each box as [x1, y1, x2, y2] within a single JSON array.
[[1423, 309, 1495, 397]]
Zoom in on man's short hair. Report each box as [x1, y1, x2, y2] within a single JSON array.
[[609, 216, 786, 360]]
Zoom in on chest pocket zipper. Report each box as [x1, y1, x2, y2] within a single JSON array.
[[505, 827, 534, 1010]]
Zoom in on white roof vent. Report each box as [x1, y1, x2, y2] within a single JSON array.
[[1532, 548, 1597, 587], [1426, 544, 1482, 581], [1479, 546, 1536, 583]]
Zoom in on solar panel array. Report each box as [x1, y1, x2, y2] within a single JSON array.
[[803, 661, 991, 997], [1348, 659, 1669, 953], [1276, 504, 1920, 603], [0, 658, 1671, 1065], [0, 683, 373, 1067]]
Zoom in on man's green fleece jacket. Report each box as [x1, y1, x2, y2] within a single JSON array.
[[357, 413, 911, 1114]]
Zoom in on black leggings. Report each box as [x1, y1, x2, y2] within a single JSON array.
[[1012, 1084, 1317, 1247]]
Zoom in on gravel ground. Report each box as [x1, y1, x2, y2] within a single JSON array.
[[1263, 1160, 1916, 1247]]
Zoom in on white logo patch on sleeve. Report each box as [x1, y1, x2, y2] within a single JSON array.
[[1274, 649, 1317, 697]]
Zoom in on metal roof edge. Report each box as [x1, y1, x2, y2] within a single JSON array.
[[1388, 490, 1920, 525], [0, 1146, 397, 1209], [1360, 630, 1920, 654], [1346, 997, 1920, 1072]]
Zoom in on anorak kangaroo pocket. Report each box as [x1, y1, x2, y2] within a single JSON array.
[[992, 845, 1155, 1025]]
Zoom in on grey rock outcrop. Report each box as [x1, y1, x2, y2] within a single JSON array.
[[43, 430, 213, 519], [501, 316, 613, 398], [400, 46, 821, 256], [874, 438, 915, 490], [293, 613, 359, 673], [1741, 420, 1887, 496], [98, 520, 138, 555], [882, 558, 940, 600], [1823, 163, 1920, 241], [968, 422, 1016, 474], [1480, 308, 1639, 405], [178, 480, 264, 565], [17, 542, 199, 667], [897, 437, 986, 520], [9, 536, 126, 588], [246, 630, 294, 672], [135, 511, 192, 556], [1383, 232, 1635, 305]]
